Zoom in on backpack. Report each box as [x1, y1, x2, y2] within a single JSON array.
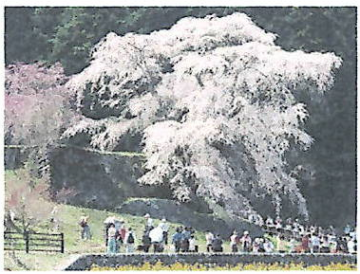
[[213, 238, 222, 249], [127, 233, 135, 244]]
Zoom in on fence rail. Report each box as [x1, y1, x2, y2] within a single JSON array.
[[4, 231, 64, 253]]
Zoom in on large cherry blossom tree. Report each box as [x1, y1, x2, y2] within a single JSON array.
[[65, 13, 341, 220]]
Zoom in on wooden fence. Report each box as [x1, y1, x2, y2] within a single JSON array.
[[4, 231, 64, 253]]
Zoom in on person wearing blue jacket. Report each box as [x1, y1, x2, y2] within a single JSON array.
[[172, 227, 183, 252]]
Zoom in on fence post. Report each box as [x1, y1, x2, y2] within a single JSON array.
[[60, 233, 64, 253], [25, 231, 29, 253]]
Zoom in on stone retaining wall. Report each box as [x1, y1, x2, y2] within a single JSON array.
[[64, 253, 356, 270]]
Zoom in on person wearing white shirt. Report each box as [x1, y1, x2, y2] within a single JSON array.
[[347, 238, 356, 254], [189, 235, 197, 252], [159, 218, 170, 245], [205, 231, 214, 252], [144, 213, 153, 231], [310, 234, 320, 253], [149, 225, 164, 252], [263, 238, 274, 253]]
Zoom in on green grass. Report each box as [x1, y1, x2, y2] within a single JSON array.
[[54, 203, 211, 254], [3, 167, 257, 271], [4, 201, 212, 270], [4, 168, 215, 270], [3, 169, 279, 271]]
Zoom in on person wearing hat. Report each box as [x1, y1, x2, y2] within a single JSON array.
[[159, 218, 170, 245], [144, 213, 154, 232], [240, 231, 252, 252], [104, 216, 121, 247], [253, 237, 261, 253]]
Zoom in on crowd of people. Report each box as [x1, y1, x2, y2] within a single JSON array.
[[248, 215, 357, 254], [101, 214, 173, 254], [78, 214, 357, 255]]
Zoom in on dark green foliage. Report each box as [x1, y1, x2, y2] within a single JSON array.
[[49, 146, 172, 210]]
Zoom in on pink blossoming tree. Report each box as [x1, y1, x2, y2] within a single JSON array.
[[65, 13, 342, 220]]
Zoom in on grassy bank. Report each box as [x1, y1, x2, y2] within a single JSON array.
[[4, 170, 352, 271], [3, 169, 214, 270], [4, 199, 212, 270]]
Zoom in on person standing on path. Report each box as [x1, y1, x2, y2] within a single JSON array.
[[310, 234, 320, 253], [181, 227, 192, 252], [107, 223, 117, 254], [120, 225, 127, 242], [159, 218, 170, 245], [230, 231, 239, 252], [142, 230, 152, 253], [301, 234, 310, 253], [277, 235, 287, 253], [240, 231, 252, 252], [264, 238, 275, 253], [124, 227, 136, 253], [320, 235, 331, 253], [144, 213, 154, 232], [172, 227, 183, 253], [205, 230, 214, 252], [212, 234, 224, 252], [189, 235, 197, 252], [149, 224, 164, 252]]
